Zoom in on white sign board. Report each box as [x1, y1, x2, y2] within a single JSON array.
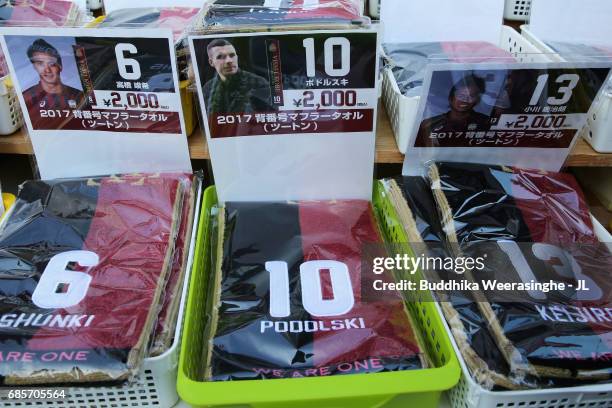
[[190, 29, 380, 202], [0, 27, 191, 179], [403, 62, 611, 175]]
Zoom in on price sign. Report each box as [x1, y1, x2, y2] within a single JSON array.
[[0, 27, 191, 179], [189, 29, 380, 202], [403, 63, 611, 174]]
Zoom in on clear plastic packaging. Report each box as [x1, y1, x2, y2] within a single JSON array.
[[382, 176, 526, 391], [383, 42, 516, 98], [149, 172, 199, 357], [426, 162, 612, 389], [0, 173, 185, 385], [0, 0, 86, 27], [202, 199, 427, 381], [195, 0, 370, 33]]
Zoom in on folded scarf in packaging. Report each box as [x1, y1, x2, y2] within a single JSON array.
[[429, 162, 612, 382], [383, 42, 515, 97], [383, 176, 524, 390], [198, 0, 369, 33], [149, 174, 196, 356], [0, 174, 183, 385], [205, 200, 426, 381]]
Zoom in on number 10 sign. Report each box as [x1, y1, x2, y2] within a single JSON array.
[[0, 27, 191, 180], [189, 29, 380, 202]]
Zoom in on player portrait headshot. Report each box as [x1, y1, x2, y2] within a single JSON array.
[[22, 39, 84, 112], [3, 35, 85, 129], [201, 38, 273, 115], [417, 73, 491, 142]]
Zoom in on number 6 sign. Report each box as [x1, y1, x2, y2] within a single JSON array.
[[32, 251, 98, 309]]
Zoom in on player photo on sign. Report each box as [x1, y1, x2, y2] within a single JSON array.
[[2, 34, 183, 134], [414, 66, 611, 149], [191, 31, 378, 139]]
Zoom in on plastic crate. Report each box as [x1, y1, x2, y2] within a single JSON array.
[[446, 215, 612, 408], [0, 182, 203, 408], [521, 26, 612, 153], [177, 185, 460, 408], [383, 25, 549, 153], [0, 76, 23, 136], [504, 0, 531, 21]]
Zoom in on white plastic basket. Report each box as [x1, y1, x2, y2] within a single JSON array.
[[0, 183, 202, 408], [0, 76, 23, 136], [504, 0, 531, 21], [521, 26, 612, 153], [446, 215, 612, 408], [383, 25, 549, 154]]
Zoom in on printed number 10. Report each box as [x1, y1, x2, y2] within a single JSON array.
[[266, 260, 355, 317], [303, 37, 351, 78]]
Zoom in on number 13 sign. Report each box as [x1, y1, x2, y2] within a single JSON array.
[[404, 63, 611, 174]]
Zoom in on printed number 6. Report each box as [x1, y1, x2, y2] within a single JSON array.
[[115, 43, 141, 81], [32, 251, 98, 309]]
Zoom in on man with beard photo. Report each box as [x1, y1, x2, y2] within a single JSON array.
[[202, 38, 273, 115], [417, 74, 491, 143]]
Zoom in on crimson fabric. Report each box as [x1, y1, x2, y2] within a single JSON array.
[[22, 83, 84, 112], [0, 175, 181, 385], [0, 0, 77, 26], [431, 162, 612, 376], [151, 174, 195, 354], [208, 200, 423, 381]]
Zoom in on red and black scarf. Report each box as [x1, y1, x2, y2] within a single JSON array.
[[429, 162, 612, 382], [206, 200, 425, 381], [0, 174, 183, 385]]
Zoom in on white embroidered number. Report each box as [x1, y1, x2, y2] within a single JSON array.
[[265, 260, 355, 317], [32, 251, 98, 309]]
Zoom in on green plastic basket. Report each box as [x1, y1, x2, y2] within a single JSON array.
[[177, 185, 460, 408]]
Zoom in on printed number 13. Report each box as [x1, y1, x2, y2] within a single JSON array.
[[529, 73, 580, 106]]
